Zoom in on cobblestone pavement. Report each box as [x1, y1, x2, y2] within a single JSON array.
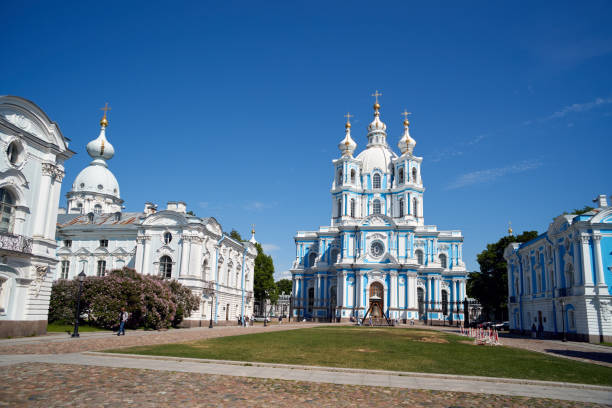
[[1, 363, 607, 408], [0, 323, 323, 355], [423, 325, 612, 367]]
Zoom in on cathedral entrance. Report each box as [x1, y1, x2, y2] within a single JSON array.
[[329, 286, 337, 322], [417, 287, 425, 319], [369, 282, 384, 318]]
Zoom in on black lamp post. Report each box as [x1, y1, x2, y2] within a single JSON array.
[[560, 298, 567, 342], [263, 290, 268, 327], [71, 271, 86, 338]]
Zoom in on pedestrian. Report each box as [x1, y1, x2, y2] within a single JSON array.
[[117, 307, 128, 336], [278, 315, 282, 325], [531, 323, 537, 339], [538, 321, 544, 338]]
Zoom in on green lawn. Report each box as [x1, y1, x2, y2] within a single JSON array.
[[47, 322, 110, 333], [106, 326, 612, 386]]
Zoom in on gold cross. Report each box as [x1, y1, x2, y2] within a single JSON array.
[[344, 112, 353, 122], [371, 90, 382, 104], [402, 110, 412, 121], [100, 102, 111, 116]]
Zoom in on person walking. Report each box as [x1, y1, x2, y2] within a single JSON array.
[[117, 307, 129, 336]]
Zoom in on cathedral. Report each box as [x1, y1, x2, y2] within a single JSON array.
[[55, 109, 257, 326], [290, 96, 468, 323]]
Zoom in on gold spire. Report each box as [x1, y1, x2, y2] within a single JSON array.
[[251, 224, 255, 235], [371, 90, 382, 112], [402, 109, 411, 126], [508, 221, 513, 236], [344, 112, 353, 129], [100, 102, 111, 127]]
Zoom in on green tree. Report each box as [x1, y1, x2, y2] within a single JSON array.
[[468, 230, 538, 321], [229, 229, 243, 242], [253, 243, 278, 306], [276, 278, 292, 295]]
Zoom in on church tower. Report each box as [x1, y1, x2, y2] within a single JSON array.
[[66, 104, 123, 214]]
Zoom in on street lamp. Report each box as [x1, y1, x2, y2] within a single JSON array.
[[560, 298, 567, 342], [202, 282, 215, 329], [263, 290, 268, 327], [71, 271, 86, 338]]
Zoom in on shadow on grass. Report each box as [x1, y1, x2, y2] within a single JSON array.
[[544, 349, 612, 365]]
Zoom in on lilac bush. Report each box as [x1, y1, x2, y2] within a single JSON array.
[[49, 268, 199, 330]]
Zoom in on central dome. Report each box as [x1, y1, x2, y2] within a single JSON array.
[[72, 161, 120, 198], [356, 145, 396, 175]]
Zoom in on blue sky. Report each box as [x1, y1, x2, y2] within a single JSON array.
[[3, 1, 611, 279]]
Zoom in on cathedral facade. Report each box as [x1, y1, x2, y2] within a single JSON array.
[[55, 112, 256, 326], [291, 99, 467, 322]]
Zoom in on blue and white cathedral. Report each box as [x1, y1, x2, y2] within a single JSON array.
[[290, 97, 468, 322]]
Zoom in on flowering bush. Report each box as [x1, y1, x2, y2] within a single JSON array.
[[49, 268, 199, 330]]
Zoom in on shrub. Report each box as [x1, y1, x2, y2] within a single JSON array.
[[48, 268, 199, 330]]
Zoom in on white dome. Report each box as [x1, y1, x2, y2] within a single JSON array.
[[86, 127, 115, 160], [356, 145, 397, 174], [72, 161, 120, 198]]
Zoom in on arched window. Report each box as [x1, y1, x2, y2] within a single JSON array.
[[202, 259, 209, 280], [372, 199, 381, 215], [93, 204, 102, 215], [337, 169, 343, 185], [372, 173, 381, 189], [227, 262, 233, 285], [350, 199, 355, 217], [97, 260, 106, 277], [412, 167, 417, 183], [159, 255, 172, 279], [330, 248, 339, 264], [413, 198, 418, 217], [439, 254, 447, 268], [398, 168, 404, 184], [399, 198, 404, 217], [163, 232, 172, 244], [337, 198, 342, 217], [565, 264, 574, 288], [350, 169, 356, 184], [416, 250, 424, 265], [308, 252, 317, 267], [0, 188, 15, 233]]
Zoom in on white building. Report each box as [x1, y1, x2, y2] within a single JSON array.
[[291, 98, 467, 323], [56, 112, 256, 326], [0, 96, 74, 337], [504, 195, 612, 343]]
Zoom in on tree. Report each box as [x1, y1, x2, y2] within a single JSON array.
[[253, 243, 278, 307], [276, 279, 292, 295], [553, 206, 594, 220], [468, 230, 538, 321], [229, 229, 243, 242]]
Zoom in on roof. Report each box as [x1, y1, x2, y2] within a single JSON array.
[[57, 212, 143, 230]]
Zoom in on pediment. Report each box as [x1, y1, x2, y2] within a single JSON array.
[[156, 244, 175, 254], [205, 217, 222, 235], [75, 247, 91, 255], [591, 208, 612, 224], [142, 211, 187, 226], [548, 215, 574, 237], [57, 247, 72, 255], [361, 214, 395, 227], [111, 247, 130, 255], [0, 109, 47, 142]]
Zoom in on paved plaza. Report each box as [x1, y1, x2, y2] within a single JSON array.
[[0, 324, 611, 407]]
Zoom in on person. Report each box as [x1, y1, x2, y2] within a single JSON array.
[[538, 321, 544, 339], [278, 315, 282, 325], [531, 323, 537, 339], [117, 307, 128, 336]]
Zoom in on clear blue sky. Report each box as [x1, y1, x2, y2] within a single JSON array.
[[4, 1, 611, 279]]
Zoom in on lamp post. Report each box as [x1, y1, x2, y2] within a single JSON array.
[[263, 290, 268, 327], [202, 282, 215, 329], [560, 298, 567, 342], [71, 271, 86, 338]]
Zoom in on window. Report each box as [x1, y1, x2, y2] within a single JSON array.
[[372, 199, 381, 215], [6, 140, 24, 167], [370, 241, 384, 258], [337, 169, 343, 185], [568, 309, 576, 330], [350, 199, 356, 217], [399, 198, 404, 217], [163, 232, 172, 244], [442, 290, 448, 316], [61, 260, 70, 279], [413, 198, 418, 217], [565, 265, 574, 288], [373, 173, 381, 189], [97, 260, 106, 277], [159, 255, 172, 279], [202, 259, 209, 280], [412, 167, 418, 183], [416, 250, 424, 265], [398, 168, 404, 184], [439, 254, 447, 269], [0, 188, 15, 233], [76, 203, 83, 213], [64, 240, 72, 248], [308, 252, 317, 267], [99, 239, 108, 248], [330, 248, 339, 264], [350, 169, 356, 184], [337, 198, 342, 217], [93, 204, 102, 215]]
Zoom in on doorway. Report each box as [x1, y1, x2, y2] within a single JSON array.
[[369, 282, 384, 317]]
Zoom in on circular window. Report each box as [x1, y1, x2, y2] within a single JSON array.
[[6, 140, 25, 168], [80, 183, 85, 188], [370, 241, 385, 258], [163, 232, 172, 244], [97, 184, 103, 190]]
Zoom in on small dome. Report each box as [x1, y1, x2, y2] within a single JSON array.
[[356, 145, 396, 175], [368, 113, 387, 133], [338, 121, 357, 157], [86, 127, 115, 160], [72, 161, 120, 198], [398, 119, 416, 155]]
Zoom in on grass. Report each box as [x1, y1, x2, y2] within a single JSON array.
[[46, 322, 110, 333], [105, 326, 612, 386]]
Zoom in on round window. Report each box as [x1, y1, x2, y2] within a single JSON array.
[[97, 184, 103, 190], [163, 232, 172, 244], [6, 140, 25, 167], [80, 183, 85, 188], [370, 241, 384, 258]]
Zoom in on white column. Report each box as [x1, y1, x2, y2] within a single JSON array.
[[135, 237, 144, 273], [191, 239, 202, 279], [580, 235, 593, 287], [44, 176, 62, 239], [593, 234, 606, 288], [142, 237, 151, 275], [390, 273, 398, 310], [179, 236, 191, 276], [32, 164, 53, 237], [356, 272, 362, 310], [338, 272, 345, 308]]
